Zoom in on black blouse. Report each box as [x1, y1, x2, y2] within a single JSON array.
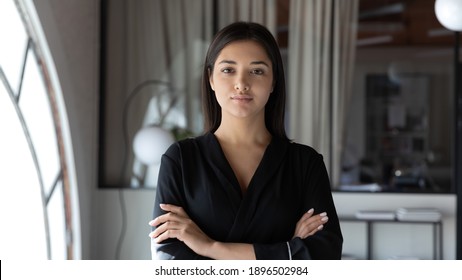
[[151, 132, 343, 259]]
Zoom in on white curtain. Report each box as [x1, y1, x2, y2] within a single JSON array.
[[217, 0, 277, 36], [288, 0, 358, 187]]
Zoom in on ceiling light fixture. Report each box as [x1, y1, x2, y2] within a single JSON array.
[[435, 0, 462, 31]]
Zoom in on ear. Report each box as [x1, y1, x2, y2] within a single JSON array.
[[208, 68, 215, 91]]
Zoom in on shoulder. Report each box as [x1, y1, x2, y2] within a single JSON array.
[[269, 137, 325, 169], [286, 140, 323, 161], [163, 133, 210, 159], [285, 141, 330, 184]]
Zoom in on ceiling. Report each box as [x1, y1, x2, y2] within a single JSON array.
[[277, 0, 457, 48]]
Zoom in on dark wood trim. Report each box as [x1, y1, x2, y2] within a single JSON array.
[[98, 0, 107, 188], [455, 31, 462, 260]]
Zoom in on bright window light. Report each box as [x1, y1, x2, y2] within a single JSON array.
[[0, 0, 78, 260]]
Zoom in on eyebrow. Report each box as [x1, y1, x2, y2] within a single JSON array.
[[217, 60, 270, 67]]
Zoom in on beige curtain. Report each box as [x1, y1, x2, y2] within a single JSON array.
[[217, 0, 277, 36], [288, 0, 358, 187]]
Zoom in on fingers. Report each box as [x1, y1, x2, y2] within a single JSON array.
[[159, 203, 188, 217], [148, 211, 185, 243], [293, 209, 330, 239], [317, 212, 329, 229], [148, 203, 216, 257], [299, 208, 315, 221], [148, 204, 188, 227], [149, 211, 182, 227], [310, 213, 328, 233], [148, 203, 191, 243], [149, 220, 180, 238], [299, 210, 328, 229], [152, 228, 181, 243]]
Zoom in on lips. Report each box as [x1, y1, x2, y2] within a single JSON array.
[[231, 95, 253, 101]]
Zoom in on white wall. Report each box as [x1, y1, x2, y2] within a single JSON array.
[[33, 0, 458, 260]]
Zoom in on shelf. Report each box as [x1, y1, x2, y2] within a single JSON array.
[[340, 216, 443, 259]]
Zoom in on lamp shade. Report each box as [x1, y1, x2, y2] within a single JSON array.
[[133, 126, 175, 165], [435, 0, 462, 31]]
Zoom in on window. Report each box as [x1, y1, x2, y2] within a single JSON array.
[[0, 0, 79, 259], [340, 0, 455, 193]]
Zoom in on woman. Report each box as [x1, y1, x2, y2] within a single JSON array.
[[149, 21, 343, 260]]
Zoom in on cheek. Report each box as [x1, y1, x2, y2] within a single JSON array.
[[256, 80, 274, 94], [211, 76, 230, 93], [210, 73, 223, 91]]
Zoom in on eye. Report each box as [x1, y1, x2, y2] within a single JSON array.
[[251, 69, 264, 75], [221, 68, 234, 74]]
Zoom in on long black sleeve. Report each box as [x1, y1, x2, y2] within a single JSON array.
[[300, 154, 343, 259], [151, 145, 209, 259]]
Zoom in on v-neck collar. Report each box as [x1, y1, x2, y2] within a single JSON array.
[[197, 132, 290, 241], [206, 132, 274, 195]]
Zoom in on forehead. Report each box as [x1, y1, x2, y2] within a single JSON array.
[[216, 40, 271, 63]]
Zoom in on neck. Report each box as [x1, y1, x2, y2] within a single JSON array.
[[214, 117, 271, 145]]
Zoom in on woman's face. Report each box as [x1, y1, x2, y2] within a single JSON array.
[[209, 40, 273, 121]]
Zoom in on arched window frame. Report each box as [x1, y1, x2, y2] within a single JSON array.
[[0, 0, 80, 260]]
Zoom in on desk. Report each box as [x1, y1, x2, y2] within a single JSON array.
[[340, 217, 443, 259]]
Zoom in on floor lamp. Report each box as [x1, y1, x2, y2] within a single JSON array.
[[435, 0, 462, 260], [120, 79, 177, 187]]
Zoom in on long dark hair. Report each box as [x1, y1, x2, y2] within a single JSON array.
[[201, 21, 288, 140]]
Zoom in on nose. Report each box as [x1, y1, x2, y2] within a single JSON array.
[[234, 81, 249, 91]]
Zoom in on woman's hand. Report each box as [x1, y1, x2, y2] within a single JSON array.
[[292, 208, 329, 239], [149, 203, 214, 257]]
